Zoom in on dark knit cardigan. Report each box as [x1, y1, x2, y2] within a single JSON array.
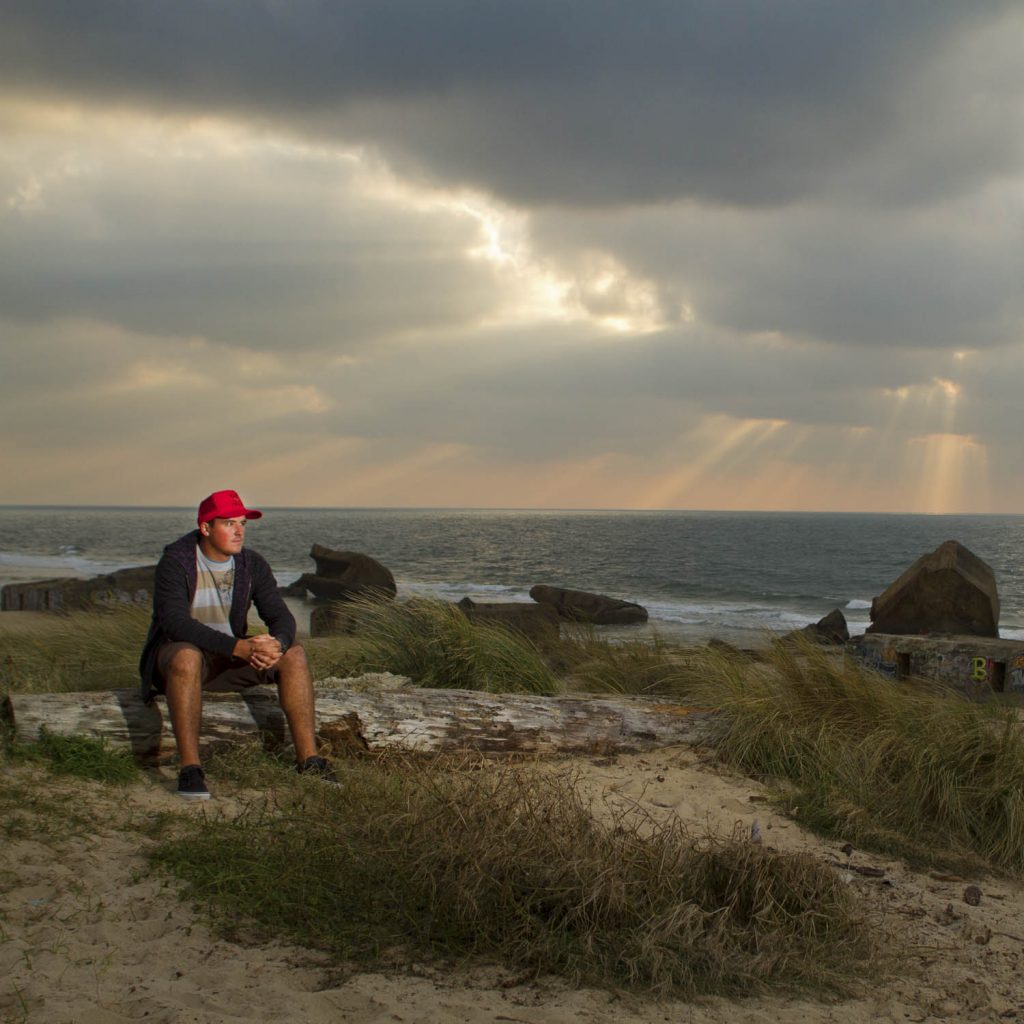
[[138, 530, 296, 703]]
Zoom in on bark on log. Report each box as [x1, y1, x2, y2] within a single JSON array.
[[2, 686, 715, 763]]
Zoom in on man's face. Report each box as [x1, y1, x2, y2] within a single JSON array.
[[199, 517, 247, 559]]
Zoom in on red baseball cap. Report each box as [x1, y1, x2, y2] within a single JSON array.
[[196, 490, 263, 526]]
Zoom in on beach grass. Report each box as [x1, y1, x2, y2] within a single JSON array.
[[12, 727, 139, 785], [521, 629, 1024, 874], [695, 638, 1024, 873], [552, 626, 705, 695], [6, 604, 1024, 875], [310, 596, 561, 695], [151, 750, 877, 997], [0, 605, 150, 695]]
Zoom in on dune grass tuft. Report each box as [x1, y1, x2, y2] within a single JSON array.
[[319, 596, 561, 695], [553, 627, 705, 696], [695, 639, 1024, 873], [0, 606, 150, 695], [152, 754, 876, 997]]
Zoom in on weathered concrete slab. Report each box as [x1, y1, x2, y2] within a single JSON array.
[[854, 633, 1024, 694], [868, 540, 999, 637], [457, 597, 560, 642], [0, 565, 156, 612], [530, 585, 649, 625]]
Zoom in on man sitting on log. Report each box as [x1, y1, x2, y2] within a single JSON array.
[[139, 489, 335, 799]]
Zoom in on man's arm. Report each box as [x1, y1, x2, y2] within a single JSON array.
[[249, 554, 297, 651], [152, 553, 238, 658]]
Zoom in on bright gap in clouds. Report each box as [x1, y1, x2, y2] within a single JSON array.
[[354, 157, 663, 335], [2, 99, 1018, 513]]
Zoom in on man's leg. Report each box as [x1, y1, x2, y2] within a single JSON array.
[[275, 645, 319, 764], [163, 645, 206, 768]]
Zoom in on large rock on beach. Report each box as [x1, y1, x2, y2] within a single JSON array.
[[529, 584, 648, 625], [457, 597, 559, 643], [868, 540, 999, 638], [0, 565, 156, 612], [277, 578, 309, 598], [779, 608, 850, 647], [298, 544, 397, 603]]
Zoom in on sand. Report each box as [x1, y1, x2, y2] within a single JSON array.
[[2, 747, 1024, 1023]]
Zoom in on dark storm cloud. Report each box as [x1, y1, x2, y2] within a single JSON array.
[[3, 1, 1023, 510], [0, 138, 502, 350], [531, 194, 1024, 349], [1, 1, 1017, 207]]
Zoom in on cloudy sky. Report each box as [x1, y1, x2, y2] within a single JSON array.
[[2, 1, 1022, 513]]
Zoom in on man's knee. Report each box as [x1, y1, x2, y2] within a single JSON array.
[[281, 643, 307, 669], [166, 644, 205, 681], [277, 643, 311, 684]]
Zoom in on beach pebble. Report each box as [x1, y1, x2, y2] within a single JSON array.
[[964, 885, 983, 906]]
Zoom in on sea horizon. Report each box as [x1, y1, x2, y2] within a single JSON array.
[[3, 503, 1022, 518], [2, 505, 1023, 643]]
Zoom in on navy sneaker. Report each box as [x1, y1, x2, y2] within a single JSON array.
[[296, 755, 339, 783], [177, 764, 211, 801]]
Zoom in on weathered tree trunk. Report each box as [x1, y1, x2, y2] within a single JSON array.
[[2, 686, 714, 763]]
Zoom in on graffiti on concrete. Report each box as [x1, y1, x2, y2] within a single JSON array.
[[1009, 655, 1024, 693], [855, 636, 1024, 695], [860, 645, 897, 679]]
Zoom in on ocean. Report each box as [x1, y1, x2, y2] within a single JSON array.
[[2, 506, 1023, 643]]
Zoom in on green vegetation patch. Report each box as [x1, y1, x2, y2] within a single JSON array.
[[152, 757, 875, 997], [15, 727, 139, 785], [700, 639, 1024, 873], [553, 627, 705, 695], [312, 597, 560, 695], [0, 606, 150, 695]]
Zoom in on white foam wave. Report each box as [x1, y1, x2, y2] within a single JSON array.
[[643, 597, 877, 634], [400, 580, 533, 603], [0, 550, 136, 579], [846, 599, 872, 610]]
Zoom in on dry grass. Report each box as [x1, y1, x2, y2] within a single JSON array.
[[0, 606, 150, 695], [151, 750, 877, 997], [6, 606, 1024, 876], [311, 596, 561, 695], [694, 639, 1024, 873], [552, 626, 705, 695]]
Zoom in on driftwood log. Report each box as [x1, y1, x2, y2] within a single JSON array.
[[2, 687, 714, 763]]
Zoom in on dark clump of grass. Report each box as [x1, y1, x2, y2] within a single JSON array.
[[0, 606, 150, 695], [18, 727, 139, 784], [697, 638, 1024, 873], [152, 756, 876, 997], [202, 740, 297, 790], [324, 596, 560, 695], [553, 627, 705, 696]]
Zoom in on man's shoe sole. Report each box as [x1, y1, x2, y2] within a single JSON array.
[[177, 790, 212, 801]]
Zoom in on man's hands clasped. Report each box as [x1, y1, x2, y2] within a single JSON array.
[[232, 634, 284, 670]]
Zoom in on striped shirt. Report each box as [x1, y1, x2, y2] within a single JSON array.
[[192, 546, 235, 636]]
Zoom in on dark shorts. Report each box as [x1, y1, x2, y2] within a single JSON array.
[[155, 641, 279, 693]]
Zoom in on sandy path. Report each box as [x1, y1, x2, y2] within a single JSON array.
[[2, 750, 1023, 1023]]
